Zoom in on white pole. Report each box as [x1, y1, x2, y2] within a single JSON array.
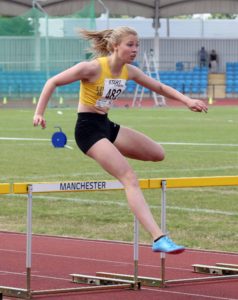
[[97, 0, 110, 29], [160, 180, 167, 287], [26, 185, 33, 294], [154, 0, 160, 69], [35, 1, 50, 79], [133, 216, 139, 288]]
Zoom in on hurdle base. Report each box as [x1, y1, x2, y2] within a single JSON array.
[[192, 263, 238, 275], [166, 274, 238, 285], [96, 263, 238, 288], [31, 284, 132, 296], [71, 273, 140, 290], [96, 272, 162, 287], [0, 286, 30, 299], [164, 263, 238, 285], [0, 274, 140, 299], [216, 263, 238, 269]]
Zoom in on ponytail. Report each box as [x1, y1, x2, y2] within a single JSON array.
[[79, 26, 138, 58], [79, 29, 113, 58]]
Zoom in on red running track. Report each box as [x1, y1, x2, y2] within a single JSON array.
[[0, 231, 238, 300]]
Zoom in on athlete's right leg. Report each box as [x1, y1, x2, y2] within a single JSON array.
[[86, 138, 163, 241]]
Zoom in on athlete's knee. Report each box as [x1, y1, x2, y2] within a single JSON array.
[[119, 167, 139, 188], [150, 147, 165, 162]]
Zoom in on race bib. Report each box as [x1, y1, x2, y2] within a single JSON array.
[[96, 79, 126, 108]]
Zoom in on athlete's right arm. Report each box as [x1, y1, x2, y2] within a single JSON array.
[[33, 61, 99, 128]]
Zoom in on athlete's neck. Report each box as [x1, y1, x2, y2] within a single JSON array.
[[107, 55, 124, 77]]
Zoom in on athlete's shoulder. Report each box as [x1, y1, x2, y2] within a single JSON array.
[[77, 59, 101, 80]]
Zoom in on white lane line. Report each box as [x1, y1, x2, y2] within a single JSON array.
[[161, 142, 238, 147], [1, 232, 238, 258], [0, 137, 74, 149], [1, 165, 237, 181], [0, 137, 50, 141], [5, 194, 238, 217], [143, 287, 238, 300], [1, 137, 238, 147], [0, 248, 191, 272]]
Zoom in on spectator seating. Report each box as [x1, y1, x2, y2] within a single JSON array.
[[0, 71, 80, 97], [125, 66, 208, 96], [0, 67, 208, 98], [159, 66, 208, 95], [225, 62, 238, 95]]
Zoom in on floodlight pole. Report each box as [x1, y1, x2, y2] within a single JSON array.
[[32, 0, 50, 79], [154, 0, 160, 69], [32, 0, 41, 72], [97, 0, 109, 29]]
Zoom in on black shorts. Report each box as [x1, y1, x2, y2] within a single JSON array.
[[74, 112, 120, 154]]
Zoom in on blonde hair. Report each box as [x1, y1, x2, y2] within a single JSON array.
[[79, 26, 138, 58]]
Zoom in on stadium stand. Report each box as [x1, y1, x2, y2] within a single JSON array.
[[0, 71, 80, 98], [225, 62, 238, 95], [0, 66, 208, 98], [125, 66, 208, 97]]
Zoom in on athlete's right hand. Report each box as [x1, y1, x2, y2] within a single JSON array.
[[33, 114, 46, 129]]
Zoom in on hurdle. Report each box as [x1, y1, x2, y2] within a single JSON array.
[[153, 176, 238, 286], [1, 176, 238, 298], [98, 176, 238, 287], [0, 183, 10, 194], [0, 180, 146, 299]]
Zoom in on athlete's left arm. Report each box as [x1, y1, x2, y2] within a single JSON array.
[[127, 64, 208, 113]]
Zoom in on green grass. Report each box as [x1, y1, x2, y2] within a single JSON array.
[[0, 105, 238, 251]]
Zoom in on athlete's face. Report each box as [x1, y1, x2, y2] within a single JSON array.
[[114, 34, 139, 63]]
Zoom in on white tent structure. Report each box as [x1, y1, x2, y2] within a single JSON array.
[[1, 0, 238, 18]]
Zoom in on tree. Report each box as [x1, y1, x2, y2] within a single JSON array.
[[0, 17, 34, 36], [209, 13, 238, 19]]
